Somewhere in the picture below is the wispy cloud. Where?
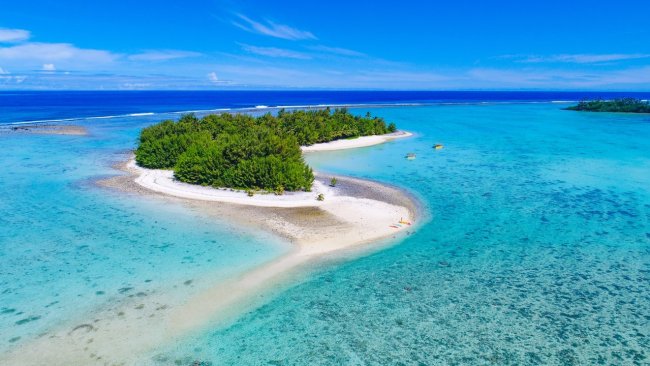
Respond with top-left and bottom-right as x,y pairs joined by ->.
232,14 -> 316,40
502,53 -> 650,64
0,42 -> 117,64
128,50 -> 202,61
309,45 -> 365,57
466,66 -> 650,88
0,28 -> 31,43
41,63 -> 56,71
0,66 -> 27,84
239,43 -> 311,59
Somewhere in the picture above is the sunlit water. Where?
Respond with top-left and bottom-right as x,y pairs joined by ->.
2,102 -> 649,365
0,117 -> 290,354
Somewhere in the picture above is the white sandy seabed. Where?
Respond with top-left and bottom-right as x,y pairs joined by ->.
0,131 -> 417,366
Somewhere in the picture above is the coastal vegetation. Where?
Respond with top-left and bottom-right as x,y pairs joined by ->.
135,108 -> 396,192
565,98 -> 650,113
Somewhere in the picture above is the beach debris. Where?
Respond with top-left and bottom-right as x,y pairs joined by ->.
433,144 -> 444,150
317,193 -> 325,201
399,217 -> 412,225
406,152 -> 416,160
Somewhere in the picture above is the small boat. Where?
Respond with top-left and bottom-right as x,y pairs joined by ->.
433,144 -> 444,150
405,153 -> 416,160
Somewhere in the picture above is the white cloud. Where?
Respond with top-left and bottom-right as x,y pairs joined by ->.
0,66 -> 7,74
504,53 -> 650,64
0,42 -> 117,64
309,45 -> 365,57
121,82 -> 152,89
240,44 -> 311,59
232,14 -> 316,40
0,28 -> 31,43
42,63 -> 56,71
207,72 -> 219,83
128,50 -> 202,61
466,66 -> 650,88
0,74 -> 27,83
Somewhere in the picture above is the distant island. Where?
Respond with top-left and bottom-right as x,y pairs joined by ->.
135,108 -> 397,192
565,98 -> 650,113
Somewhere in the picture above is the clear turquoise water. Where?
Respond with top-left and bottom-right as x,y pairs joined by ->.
149,104 -> 650,365
2,103 -> 649,365
0,116 -> 290,353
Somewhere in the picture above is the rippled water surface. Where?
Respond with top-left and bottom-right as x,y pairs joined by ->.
1,102 -> 649,365
151,104 -> 650,365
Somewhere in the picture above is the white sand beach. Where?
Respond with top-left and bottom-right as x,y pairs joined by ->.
301,130 -> 412,152
126,159 -> 414,252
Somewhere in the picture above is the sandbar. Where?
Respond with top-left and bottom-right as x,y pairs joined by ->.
1,135 -> 418,365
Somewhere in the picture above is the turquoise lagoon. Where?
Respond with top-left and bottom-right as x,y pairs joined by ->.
2,103 -> 649,365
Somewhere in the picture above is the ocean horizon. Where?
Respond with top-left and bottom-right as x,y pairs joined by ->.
2,90 -> 650,125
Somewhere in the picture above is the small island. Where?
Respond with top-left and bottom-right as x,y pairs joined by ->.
565,98 -> 650,113
135,108 -> 397,193
13,109 -> 416,364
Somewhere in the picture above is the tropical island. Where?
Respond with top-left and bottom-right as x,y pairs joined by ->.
135,108 -> 397,193
565,98 -> 650,113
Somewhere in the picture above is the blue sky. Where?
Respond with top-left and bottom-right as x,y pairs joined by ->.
1,0 -> 649,90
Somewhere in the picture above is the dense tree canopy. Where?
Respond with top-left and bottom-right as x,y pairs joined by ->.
135,108 -> 397,192
566,98 -> 650,113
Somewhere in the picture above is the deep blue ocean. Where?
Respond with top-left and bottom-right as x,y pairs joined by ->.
2,90 -> 650,124
1,91 -> 649,365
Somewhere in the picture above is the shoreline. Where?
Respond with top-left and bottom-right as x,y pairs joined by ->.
302,130 -> 412,152
1,139 -> 418,365
125,157 -> 416,252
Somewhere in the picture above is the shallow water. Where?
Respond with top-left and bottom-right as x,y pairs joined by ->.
148,104 -> 650,365
1,102 -> 649,365
0,117 -> 290,353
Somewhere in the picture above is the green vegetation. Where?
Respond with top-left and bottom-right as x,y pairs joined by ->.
330,177 -> 338,187
135,108 -> 396,192
565,98 -> 650,113
317,193 -> 325,201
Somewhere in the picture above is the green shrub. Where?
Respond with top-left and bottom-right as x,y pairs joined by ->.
566,98 -> 650,113
135,109 -> 395,191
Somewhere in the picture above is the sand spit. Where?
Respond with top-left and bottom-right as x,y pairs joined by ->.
1,145 -> 417,365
